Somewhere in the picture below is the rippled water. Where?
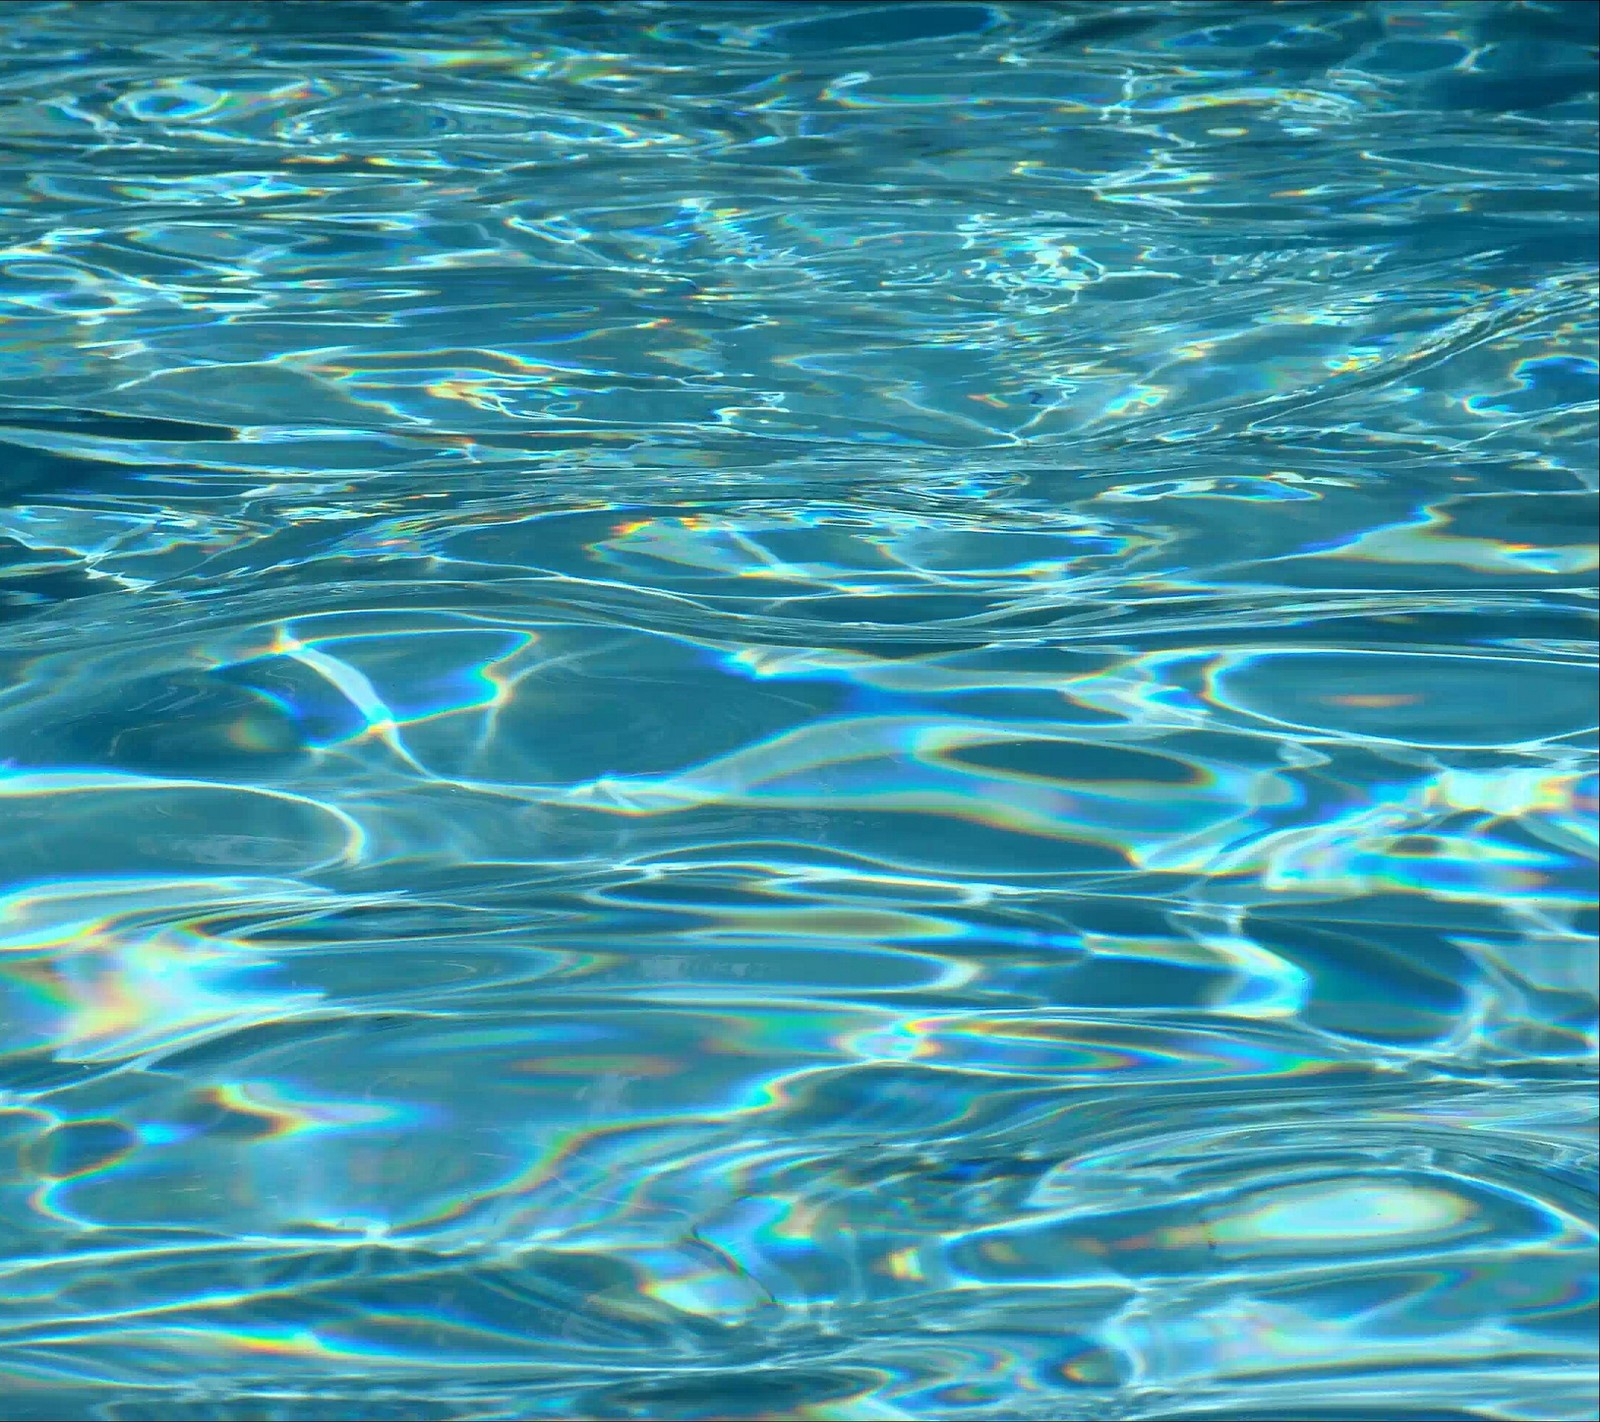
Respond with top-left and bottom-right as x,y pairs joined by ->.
0,2 -> 1596,1419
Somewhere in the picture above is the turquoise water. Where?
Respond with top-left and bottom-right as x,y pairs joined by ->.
0,2 -> 1596,1418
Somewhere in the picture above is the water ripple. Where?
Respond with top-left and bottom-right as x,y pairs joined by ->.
0,2 -> 1594,1419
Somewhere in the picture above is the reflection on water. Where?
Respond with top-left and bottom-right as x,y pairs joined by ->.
0,2 -> 1595,1419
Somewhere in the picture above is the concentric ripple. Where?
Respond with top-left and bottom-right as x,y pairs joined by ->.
0,2 -> 1595,1420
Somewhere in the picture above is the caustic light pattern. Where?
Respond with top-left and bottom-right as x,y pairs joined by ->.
0,2 -> 1595,1420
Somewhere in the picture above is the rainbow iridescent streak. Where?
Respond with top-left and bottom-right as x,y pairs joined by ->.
0,1 -> 1595,1419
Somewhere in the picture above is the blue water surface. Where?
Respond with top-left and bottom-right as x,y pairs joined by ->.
0,2 -> 1596,1419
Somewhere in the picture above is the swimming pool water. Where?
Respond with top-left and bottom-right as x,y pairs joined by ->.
0,2 -> 1595,1419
